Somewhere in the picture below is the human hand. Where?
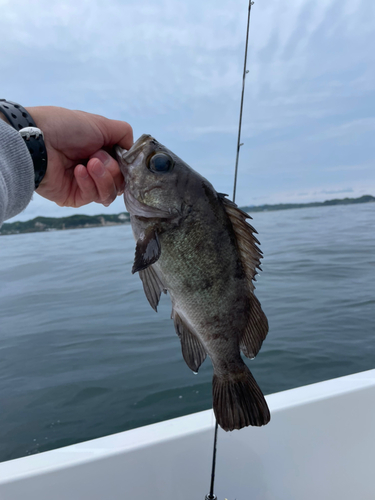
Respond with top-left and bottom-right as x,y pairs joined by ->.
26,106 -> 133,207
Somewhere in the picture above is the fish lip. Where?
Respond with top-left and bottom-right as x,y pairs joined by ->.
116,134 -> 153,164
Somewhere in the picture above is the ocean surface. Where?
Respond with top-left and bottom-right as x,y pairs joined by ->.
0,203 -> 374,463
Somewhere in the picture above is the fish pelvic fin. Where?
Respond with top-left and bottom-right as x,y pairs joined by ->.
132,227 -> 161,274
172,310 -> 207,373
139,266 -> 167,312
212,364 -> 270,431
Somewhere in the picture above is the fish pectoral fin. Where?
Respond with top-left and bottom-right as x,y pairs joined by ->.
132,228 -> 161,274
172,310 -> 207,373
240,295 -> 269,358
139,266 -> 166,312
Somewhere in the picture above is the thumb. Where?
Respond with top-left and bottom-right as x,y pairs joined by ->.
94,115 -> 134,150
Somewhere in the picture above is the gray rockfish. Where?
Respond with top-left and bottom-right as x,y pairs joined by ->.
116,135 -> 270,431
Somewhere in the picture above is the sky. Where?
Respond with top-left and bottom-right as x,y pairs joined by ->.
1,0 -> 374,222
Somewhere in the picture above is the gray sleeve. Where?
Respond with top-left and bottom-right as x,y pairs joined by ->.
0,120 -> 34,226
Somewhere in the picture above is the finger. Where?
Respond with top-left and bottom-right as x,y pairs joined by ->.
90,150 -> 125,194
87,156 -> 118,207
95,115 -> 134,150
74,164 -> 99,206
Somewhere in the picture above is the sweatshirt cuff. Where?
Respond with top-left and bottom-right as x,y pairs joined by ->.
0,120 -> 34,222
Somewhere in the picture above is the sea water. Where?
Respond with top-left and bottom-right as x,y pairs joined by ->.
0,203 -> 374,462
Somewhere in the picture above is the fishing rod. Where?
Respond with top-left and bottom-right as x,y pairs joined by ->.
205,1 -> 254,499
233,0 -> 254,204
205,420 -> 219,500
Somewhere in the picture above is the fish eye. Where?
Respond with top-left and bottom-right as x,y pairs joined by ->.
147,153 -> 174,173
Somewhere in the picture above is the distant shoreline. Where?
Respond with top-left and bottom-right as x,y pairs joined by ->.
1,195 -> 374,236
243,194 -> 375,213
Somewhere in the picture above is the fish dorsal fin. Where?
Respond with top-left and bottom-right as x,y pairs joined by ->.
139,265 -> 167,312
132,227 -> 161,274
219,194 -> 262,291
172,309 -> 207,373
219,194 -> 269,358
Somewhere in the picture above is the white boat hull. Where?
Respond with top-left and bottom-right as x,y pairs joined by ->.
1,369 -> 374,500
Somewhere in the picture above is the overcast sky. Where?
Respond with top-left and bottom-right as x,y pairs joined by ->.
1,0 -> 374,222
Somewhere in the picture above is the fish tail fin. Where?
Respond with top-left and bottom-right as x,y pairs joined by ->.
212,365 -> 270,431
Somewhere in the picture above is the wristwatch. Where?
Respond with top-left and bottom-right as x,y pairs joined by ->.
0,99 -> 48,189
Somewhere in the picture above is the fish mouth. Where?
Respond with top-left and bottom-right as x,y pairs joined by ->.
116,134 -> 154,165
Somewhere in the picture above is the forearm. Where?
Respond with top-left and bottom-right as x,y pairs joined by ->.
1,103 -> 132,215
0,111 -> 9,124
0,119 -> 34,226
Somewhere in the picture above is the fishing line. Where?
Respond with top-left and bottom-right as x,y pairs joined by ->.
205,2 -> 254,498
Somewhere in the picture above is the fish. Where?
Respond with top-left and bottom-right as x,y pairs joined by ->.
116,135 -> 270,431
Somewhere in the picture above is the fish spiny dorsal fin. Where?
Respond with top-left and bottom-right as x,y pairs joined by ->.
219,194 -> 262,292
219,193 -> 269,358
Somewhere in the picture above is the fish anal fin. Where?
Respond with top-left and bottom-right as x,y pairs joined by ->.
139,266 -> 166,312
173,310 -> 207,373
240,295 -> 269,358
132,228 -> 161,274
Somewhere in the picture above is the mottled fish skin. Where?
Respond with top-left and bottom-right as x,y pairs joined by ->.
116,135 -> 270,431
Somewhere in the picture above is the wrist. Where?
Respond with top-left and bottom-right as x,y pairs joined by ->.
0,100 -> 48,189
0,111 -> 10,125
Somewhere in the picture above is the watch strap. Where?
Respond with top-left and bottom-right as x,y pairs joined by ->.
0,99 -> 48,189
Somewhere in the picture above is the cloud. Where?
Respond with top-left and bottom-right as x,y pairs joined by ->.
319,188 -> 354,194
325,163 -> 374,172
1,0 -> 374,220
249,183 -> 374,205
7,193 -> 128,223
